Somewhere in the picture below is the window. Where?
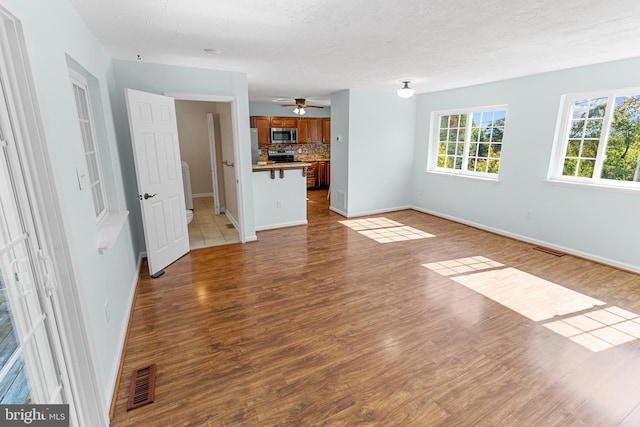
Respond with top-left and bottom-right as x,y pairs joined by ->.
69,71 -> 107,222
551,90 -> 640,187
430,106 -> 507,178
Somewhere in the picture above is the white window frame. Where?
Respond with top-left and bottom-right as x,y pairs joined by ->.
428,105 -> 508,180
68,70 -> 108,223
549,88 -> 640,190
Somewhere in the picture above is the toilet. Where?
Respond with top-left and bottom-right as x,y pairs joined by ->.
181,161 -> 194,224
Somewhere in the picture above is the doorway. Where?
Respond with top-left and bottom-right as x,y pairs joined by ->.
174,99 -> 240,249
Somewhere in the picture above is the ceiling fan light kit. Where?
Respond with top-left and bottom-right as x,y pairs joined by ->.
282,98 -> 323,115
397,81 -> 415,98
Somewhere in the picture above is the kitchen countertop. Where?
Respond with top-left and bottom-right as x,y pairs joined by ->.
252,162 -> 311,171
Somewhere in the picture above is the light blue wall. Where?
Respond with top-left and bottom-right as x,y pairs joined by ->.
250,102 -> 330,118
345,90 -> 416,216
329,90 -> 350,213
111,60 -> 255,248
2,0 -> 139,395
412,57 -> 640,272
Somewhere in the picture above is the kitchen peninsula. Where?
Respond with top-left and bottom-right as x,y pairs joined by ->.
252,161 -> 311,231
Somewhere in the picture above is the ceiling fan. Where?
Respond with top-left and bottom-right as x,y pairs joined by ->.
281,98 -> 323,115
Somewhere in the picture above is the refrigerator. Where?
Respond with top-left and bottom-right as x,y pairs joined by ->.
250,128 -> 259,164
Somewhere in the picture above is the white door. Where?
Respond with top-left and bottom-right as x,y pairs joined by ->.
125,89 -> 189,276
0,93 -> 70,412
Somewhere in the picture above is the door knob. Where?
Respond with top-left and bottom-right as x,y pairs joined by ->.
143,193 -> 157,200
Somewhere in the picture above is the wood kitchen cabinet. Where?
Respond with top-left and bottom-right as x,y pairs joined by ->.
306,162 -> 318,188
297,118 -> 308,144
270,117 -> 297,128
317,161 -> 330,188
250,116 -> 270,146
298,118 -> 323,144
322,118 -> 331,144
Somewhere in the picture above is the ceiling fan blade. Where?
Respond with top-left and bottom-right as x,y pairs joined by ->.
305,105 -> 324,109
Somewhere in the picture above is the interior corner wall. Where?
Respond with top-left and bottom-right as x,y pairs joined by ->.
345,90 -> 416,216
1,0 -> 140,402
412,57 -> 640,272
110,59 -> 255,249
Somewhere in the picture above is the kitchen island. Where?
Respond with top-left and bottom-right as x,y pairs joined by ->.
252,162 -> 311,231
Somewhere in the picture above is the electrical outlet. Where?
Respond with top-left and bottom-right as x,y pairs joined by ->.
276,200 -> 282,208
104,301 -> 110,323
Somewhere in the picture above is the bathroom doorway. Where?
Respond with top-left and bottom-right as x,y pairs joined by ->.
174,99 -> 240,249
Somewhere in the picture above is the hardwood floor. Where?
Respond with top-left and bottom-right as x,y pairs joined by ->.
110,189 -> 640,426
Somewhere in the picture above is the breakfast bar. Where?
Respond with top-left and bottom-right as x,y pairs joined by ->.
252,162 -> 311,231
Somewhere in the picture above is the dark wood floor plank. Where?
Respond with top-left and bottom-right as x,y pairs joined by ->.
110,189 -> 640,426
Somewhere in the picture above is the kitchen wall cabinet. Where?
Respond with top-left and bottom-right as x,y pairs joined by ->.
298,118 -> 324,144
250,116 -> 270,146
270,117 -> 297,128
297,118 -> 308,144
322,118 -> 331,144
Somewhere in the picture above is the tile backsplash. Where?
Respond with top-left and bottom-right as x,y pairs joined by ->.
259,142 -> 330,161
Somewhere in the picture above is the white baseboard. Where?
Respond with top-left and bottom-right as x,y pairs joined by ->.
329,206 -> 347,217
411,205 -> 640,274
105,252 -> 143,410
345,205 -> 412,218
255,220 -> 308,231
193,192 -> 214,198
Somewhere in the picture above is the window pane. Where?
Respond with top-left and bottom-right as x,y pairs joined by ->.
563,158 -> 577,176
439,130 -> 447,141
454,157 -> 462,169
445,157 -> 454,168
585,119 -> 602,138
488,159 -> 500,174
459,114 -> 467,128
588,97 -> 608,118
601,94 -> 640,182
455,143 -> 463,156
566,139 -> 581,157
469,143 -> 478,156
446,143 -> 456,155
490,144 -> 502,157
478,143 -> 489,157
572,99 -> 589,119
448,130 -> 457,142
582,140 -> 599,158
449,115 -> 459,128
468,158 -> 476,171
437,156 -> 445,167
458,128 -> 466,141
578,159 -> 595,178
438,142 -> 446,155
569,120 -> 585,138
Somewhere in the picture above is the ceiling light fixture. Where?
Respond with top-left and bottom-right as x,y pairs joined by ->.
294,107 -> 306,115
397,81 -> 415,98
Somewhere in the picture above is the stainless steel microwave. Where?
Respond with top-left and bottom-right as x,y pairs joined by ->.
271,128 -> 297,144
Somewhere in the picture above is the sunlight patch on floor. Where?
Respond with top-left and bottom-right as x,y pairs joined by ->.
423,258 -> 640,352
340,217 -> 435,243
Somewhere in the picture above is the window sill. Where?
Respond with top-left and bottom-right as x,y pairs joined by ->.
426,169 -> 501,183
97,210 -> 129,254
544,178 -> 640,195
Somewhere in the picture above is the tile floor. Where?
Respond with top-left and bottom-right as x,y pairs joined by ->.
188,196 -> 240,249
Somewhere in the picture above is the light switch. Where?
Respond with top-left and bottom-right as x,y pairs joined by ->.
76,166 -> 89,190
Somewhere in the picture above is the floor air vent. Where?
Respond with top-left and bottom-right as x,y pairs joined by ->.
533,246 -> 565,257
225,223 -> 235,229
127,364 -> 156,411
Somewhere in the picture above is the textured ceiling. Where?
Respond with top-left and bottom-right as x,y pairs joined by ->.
69,0 -> 640,103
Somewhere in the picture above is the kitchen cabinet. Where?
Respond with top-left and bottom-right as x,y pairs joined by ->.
297,118 -> 308,144
318,161 -> 330,188
270,117 -> 297,128
251,116 -> 270,146
322,118 -> 331,144
306,162 -> 318,188
298,118 -> 323,144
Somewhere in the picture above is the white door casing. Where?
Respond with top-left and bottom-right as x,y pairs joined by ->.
124,89 -> 189,276
207,113 -> 221,216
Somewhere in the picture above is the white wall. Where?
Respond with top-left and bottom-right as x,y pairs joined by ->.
1,0 -> 139,401
343,90 -> 416,216
412,57 -> 640,272
110,59 -> 256,246
250,102 -> 331,118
